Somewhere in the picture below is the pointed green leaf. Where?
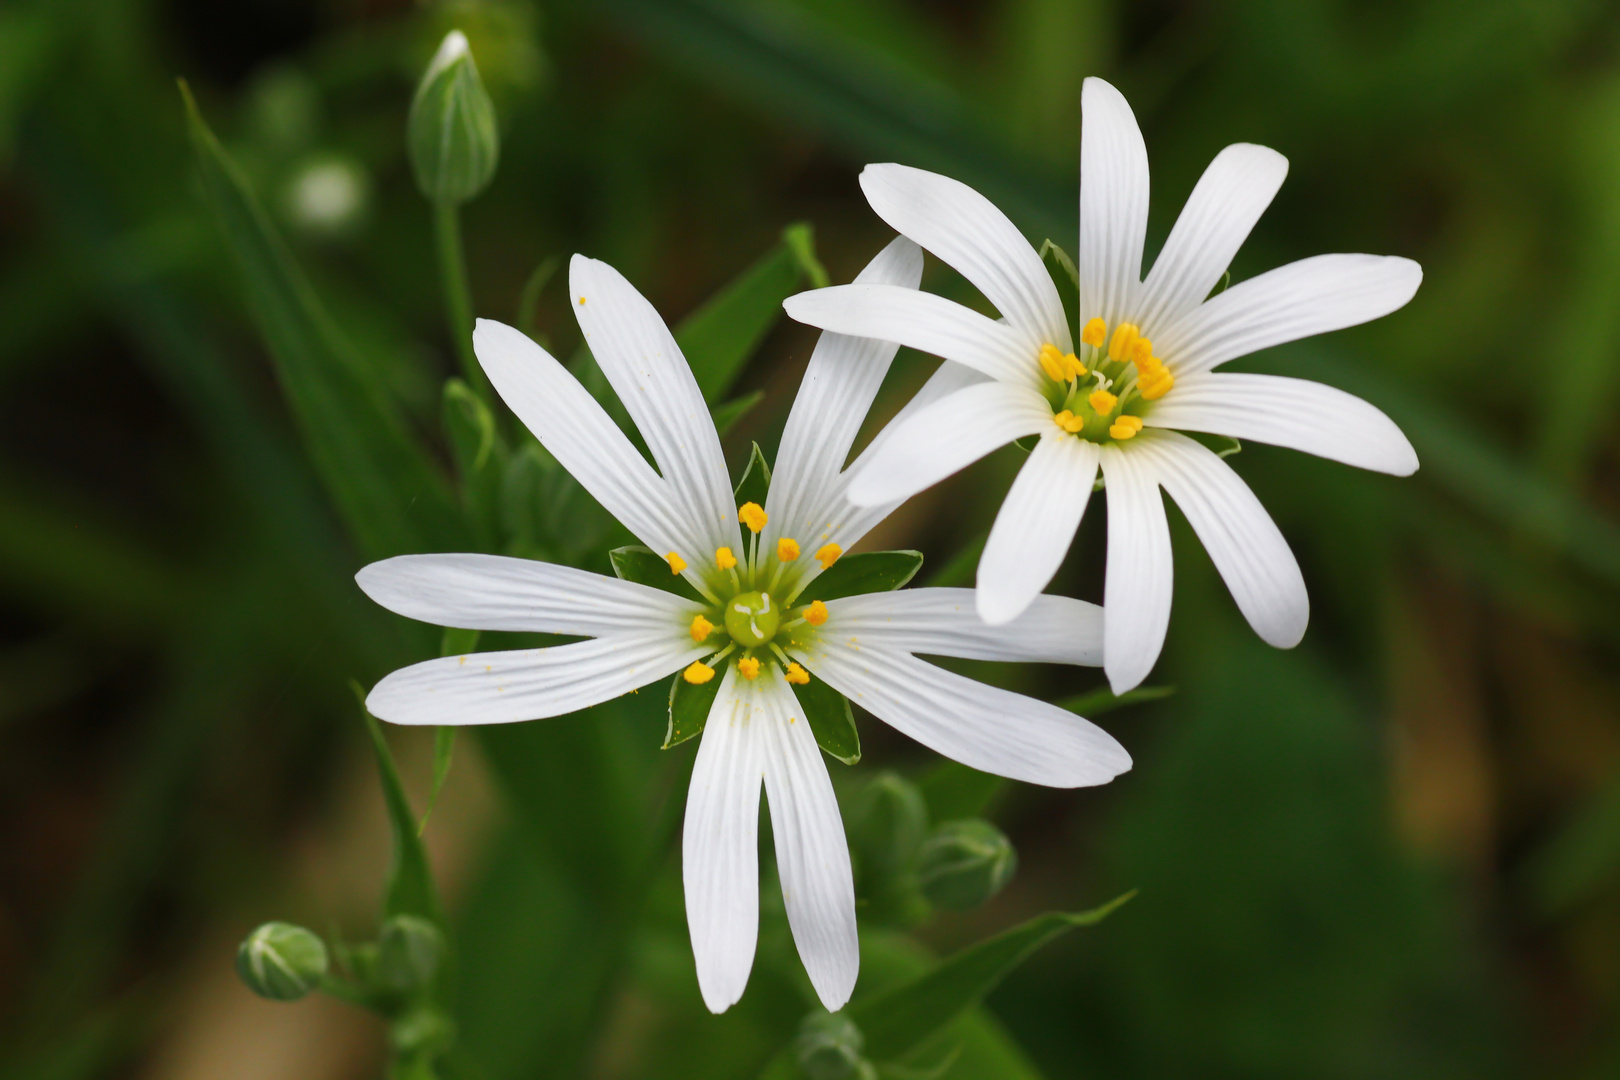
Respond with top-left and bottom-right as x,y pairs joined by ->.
793,676 -> 860,764
733,442 -> 772,508
352,682 -> 445,928
711,389 -> 764,436
675,223 -> 823,402
849,893 -> 1135,1061
442,378 -> 498,476
665,670 -> 720,749
1056,683 -> 1176,717
1038,238 -> 1079,343
609,545 -> 706,601
794,551 -> 924,605
182,84 -> 464,559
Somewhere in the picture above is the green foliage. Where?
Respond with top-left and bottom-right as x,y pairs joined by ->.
357,689 -> 447,930
665,669 -> 721,749
407,32 -> 500,206
795,673 -> 860,765
913,820 -> 1018,912
1037,238 -> 1079,344
609,545 -> 707,601
734,441 -> 773,507
793,552 -> 924,606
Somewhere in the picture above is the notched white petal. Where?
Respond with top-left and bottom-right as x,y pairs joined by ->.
826,587 -> 1103,667
976,435 -> 1100,626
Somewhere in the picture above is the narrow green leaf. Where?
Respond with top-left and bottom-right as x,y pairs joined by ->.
181,83 -> 464,559
442,378 -> 498,476
609,545 -> 706,601
351,682 -> 446,928
1186,431 -> 1241,459
793,676 -> 860,764
794,551 -> 924,605
781,221 -> 830,288
1038,239 -> 1079,344
711,388 -> 764,436
1208,269 -> 1232,299
664,671 -> 720,749
1056,684 -> 1176,717
516,255 -> 560,343
733,441 -> 772,508
675,223 -> 821,403
849,893 -> 1136,1061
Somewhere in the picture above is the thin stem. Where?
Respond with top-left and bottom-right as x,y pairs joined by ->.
433,200 -> 490,403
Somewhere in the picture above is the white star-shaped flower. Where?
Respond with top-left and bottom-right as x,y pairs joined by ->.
784,77 -> 1421,694
357,240 -> 1130,1014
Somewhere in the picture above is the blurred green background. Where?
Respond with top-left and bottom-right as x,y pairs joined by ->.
5,0 -> 1620,1076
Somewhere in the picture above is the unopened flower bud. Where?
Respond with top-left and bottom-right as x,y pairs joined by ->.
236,922 -> 328,1001
375,914 -> 446,992
850,772 -> 928,881
407,31 -> 499,204
796,1012 -> 866,1080
915,820 -> 1018,911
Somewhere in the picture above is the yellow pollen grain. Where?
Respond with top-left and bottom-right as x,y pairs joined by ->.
1053,409 -> 1085,434
715,546 -> 737,570
804,600 -> 829,626
578,296 -> 586,305
1089,389 -> 1118,415
683,660 -> 715,685
785,662 -> 810,685
1037,343 -> 1068,382
1081,317 -> 1107,347
737,657 -> 761,680
1109,323 -> 1140,361
777,537 -> 800,562
665,551 -> 687,574
815,543 -> 842,569
689,615 -> 714,642
738,502 -> 767,533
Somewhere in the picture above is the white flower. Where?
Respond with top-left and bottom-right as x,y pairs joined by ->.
784,77 -> 1421,694
357,242 -> 1130,1014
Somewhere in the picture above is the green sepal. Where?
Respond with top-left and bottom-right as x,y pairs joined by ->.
1187,431 -> 1242,459
712,389 -> 764,436
792,676 -> 860,764
1208,269 -> 1232,299
665,670 -> 720,749
795,551 -> 924,606
608,545 -> 706,601
733,442 -> 772,507
1038,238 -> 1080,344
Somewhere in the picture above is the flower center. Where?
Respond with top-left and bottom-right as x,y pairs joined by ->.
1036,318 -> 1174,445
724,590 -> 780,647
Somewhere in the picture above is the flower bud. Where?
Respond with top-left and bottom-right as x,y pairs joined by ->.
795,1012 -> 867,1080
407,30 -> 499,204
849,772 -> 928,881
914,820 -> 1018,911
375,914 -> 445,992
236,922 -> 328,1001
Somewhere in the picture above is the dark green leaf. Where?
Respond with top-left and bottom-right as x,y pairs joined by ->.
1055,684 -> 1176,717
352,682 -> 446,929
1039,239 -> 1079,344
675,222 -> 823,403
711,389 -> 764,436
609,545 -> 707,601
733,441 -> 772,508
849,893 -> 1135,1061
794,551 -> 924,605
664,671 -> 720,749
793,675 -> 860,764
182,84 -> 464,559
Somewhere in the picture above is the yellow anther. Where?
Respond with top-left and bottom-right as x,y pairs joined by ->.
738,656 -> 761,680
665,551 -> 687,574
1053,409 -> 1085,434
804,599 -> 829,626
739,502 -> 767,533
1109,415 -> 1144,440
777,537 -> 800,562
1128,336 -> 1154,365
814,543 -> 842,569
1081,317 -> 1107,347
1139,369 -> 1174,401
1037,343 -> 1068,382
1108,322 -> 1140,361
1062,352 -> 1088,380
715,546 -> 737,570
1088,389 -> 1118,416
683,661 -> 715,685
689,615 -> 714,642
784,662 -> 810,685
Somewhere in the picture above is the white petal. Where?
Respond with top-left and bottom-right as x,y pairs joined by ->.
1136,431 -> 1308,649
1079,78 -> 1150,329
474,319 -> 702,560
976,434 -> 1100,625
683,665 -> 764,1013
849,360 -> 988,473
1144,372 -> 1418,475
794,642 -> 1129,788
1136,143 -> 1289,331
1098,443 -> 1173,694
843,381 -> 1049,508
784,283 -> 1039,386
1156,254 -> 1423,377
356,554 -> 698,636
762,679 -> 858,1010
570,256 -> 741,558
366,632 -> 701,726
825,587 -> 1103,666
860,163 -> 1068,347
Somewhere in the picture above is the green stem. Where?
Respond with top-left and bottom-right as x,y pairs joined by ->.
433,200 -> 489,403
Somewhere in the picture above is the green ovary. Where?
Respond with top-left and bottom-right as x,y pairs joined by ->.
724,590 -> 780,647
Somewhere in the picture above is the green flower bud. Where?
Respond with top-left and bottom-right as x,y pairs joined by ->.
390,1006 -> 457,1058
375,914 -> 445,992
236,922 -> 328,1001
795,1012 -> 866,1080
850,771 -> 928,880
407,30 -> 499,204
914,819 -> 1018,911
